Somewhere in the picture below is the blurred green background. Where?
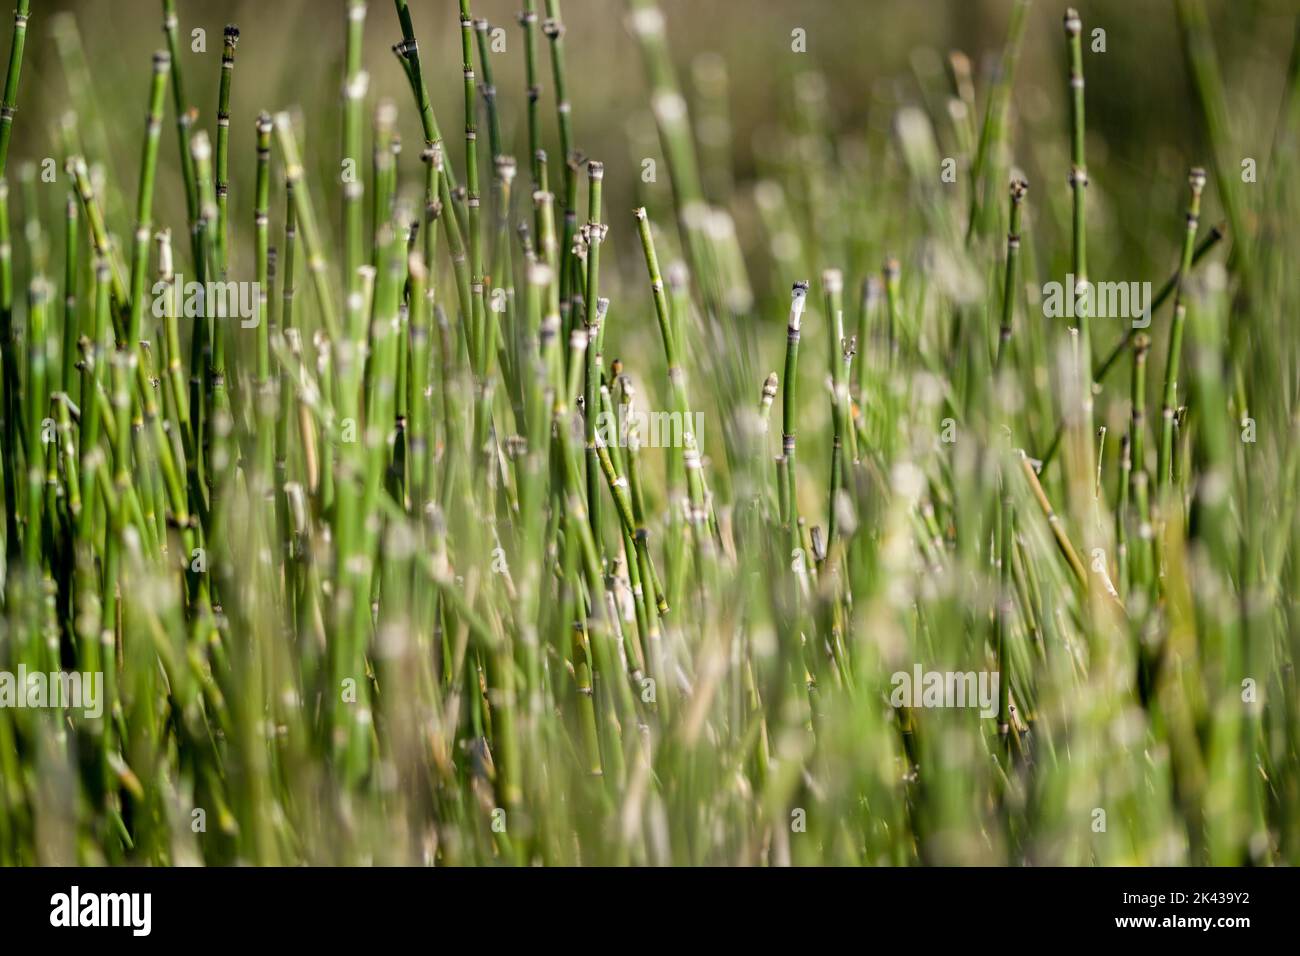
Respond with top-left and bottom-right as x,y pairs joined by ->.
12,1 -> 1297,276
10,0 -> 1296,484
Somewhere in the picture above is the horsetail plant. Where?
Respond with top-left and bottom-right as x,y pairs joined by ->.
0,0 -> 1292,873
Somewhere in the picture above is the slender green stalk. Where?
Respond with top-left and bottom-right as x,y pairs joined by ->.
474,18 -> 503,163
407,252 -> 432,510
1131,335 -> 1150,486
344,1 -> 368,298
883,257 -> 901,366
997,483 -> 1013,742
584,163 -> 605,562
23,277 -> 49,573
823,269 -> 846,554
78,259 -> 110,541
1115,432 -> 1131,593
0,0 -> 31,180
1157,168 -> 1207,493
392,0 -> 459,203
61,194 -> 80,397
127,51 -> 171,350
215,26 -> 240,280
1130,334 -> 1154,587
154,230 -> 199,536
967,0 -> 1030,240
542,1 -> 574,202
161,0 -> 199,243
1064,9 -> 1093,478
634,206 -> 707,600
275,114 -> 340,342
69,157 -> 128,312
782,281 -> 809,549
520,1 -> 542,188
1020,451 -> 1087,586
995,179 -> 1027,372
0,178 -> 20,558
253,114 -> 275,490
460,3 -> 486,382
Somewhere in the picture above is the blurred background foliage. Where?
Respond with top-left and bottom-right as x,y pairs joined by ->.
13,0 -> 1298,309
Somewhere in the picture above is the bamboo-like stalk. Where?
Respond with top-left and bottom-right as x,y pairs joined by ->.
584,163 -> 605,565
78,260 -> 110,541
161,0 -> 199,244
280,178 -> 299,484
823,269 -> 845,554
0,178 -> 20,558
253,114 -> 275,490
407,251 -> 432,510
1020,450 -> 1087,586
542,0 -> 575,202
782,281 -> 809,549
61,194 -> 80,397
995,179 -> 1027,372
1064,9 -> 1094,482
68,157 -> 128,312
490,155 -> 517,415
520,1 -> 543,188
1131,334 -> 1150,488
1157,168 -> 1207,493
1115,431 -> 1131,594
392,0 -> 459,205
996,481 -> 1013,742
634,206 -> 706,603
370,98 -> 397,276
855,276 -> 880,405
275,114 -> 341,342
460,2 -> 486,378
430,142 -> 474,360
191,130 -> 230,552
615,372 -> 652,674
154,231 -> 198,533
883,257 -> 901,366
127,51 -> 171,350
474,18 -> 503,163
0,0 -> 31,180
343,1 -> 368,299
22,277 -> 48,574
215,26 -> 240,280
